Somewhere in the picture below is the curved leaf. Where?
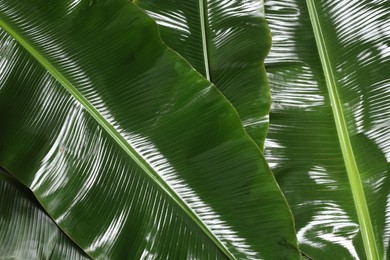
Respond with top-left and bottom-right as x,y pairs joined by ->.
135,0 -> 271,149
264,0 -> 390,259
0,169 -> 90,259
0,0 -> 299,259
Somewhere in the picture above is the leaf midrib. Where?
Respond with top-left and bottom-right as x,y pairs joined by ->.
305,1 -> 379,259
0,20 -> 234,259
199,0 -> 211,80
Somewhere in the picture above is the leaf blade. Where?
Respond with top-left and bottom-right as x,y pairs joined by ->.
0,168 -> 90,260
265,0 -> 390,258
0,0 -> 299,258
135,0 -> 271,149
1,19 -> 234,257
306,1 -> 378,257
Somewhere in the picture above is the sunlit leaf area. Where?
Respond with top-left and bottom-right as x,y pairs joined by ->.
1,0 -> 389,259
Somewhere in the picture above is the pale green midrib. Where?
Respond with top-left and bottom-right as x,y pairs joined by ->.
199,0 -> 211,81
0,20 -> 234,260
305,1 -> 379,259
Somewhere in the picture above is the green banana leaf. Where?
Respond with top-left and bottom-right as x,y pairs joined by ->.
264,0 -> 390,259
0,168 -> 90,259
0,0 -> 300,258
134,0 -> 271,150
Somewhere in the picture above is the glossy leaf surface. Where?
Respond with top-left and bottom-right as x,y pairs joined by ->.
0,0 -> 299,258
264,0 -> 390,259
0,169 -> 90,259
135,0 -> 271,149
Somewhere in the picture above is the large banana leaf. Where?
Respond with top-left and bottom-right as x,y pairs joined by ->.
264,0 -> 390,259
0,0 -> 300,258
135,0 -> 271,150
0,168 -> 90,259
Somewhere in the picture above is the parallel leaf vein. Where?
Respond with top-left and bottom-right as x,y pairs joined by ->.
305,1 -> 379,259
0,19 -> 234,259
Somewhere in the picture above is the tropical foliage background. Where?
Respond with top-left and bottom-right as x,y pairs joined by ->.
0,0 -> 389,259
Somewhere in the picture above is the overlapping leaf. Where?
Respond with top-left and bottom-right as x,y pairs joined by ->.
0,0 -> 299,258
135,0 -> 271,149
264,0 -> 390,259
0,169 -> 90,259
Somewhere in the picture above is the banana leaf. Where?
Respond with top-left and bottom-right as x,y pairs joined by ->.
0,0 -> 299,258
264,0 -> 390,259
0,168 -> 90,259
134,0 -> 271,150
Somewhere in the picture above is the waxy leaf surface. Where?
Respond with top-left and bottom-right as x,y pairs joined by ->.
265,0 -> 390,259
0,169 -> 90,259
136,0 -> 271,149
0,0 -> 299,258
